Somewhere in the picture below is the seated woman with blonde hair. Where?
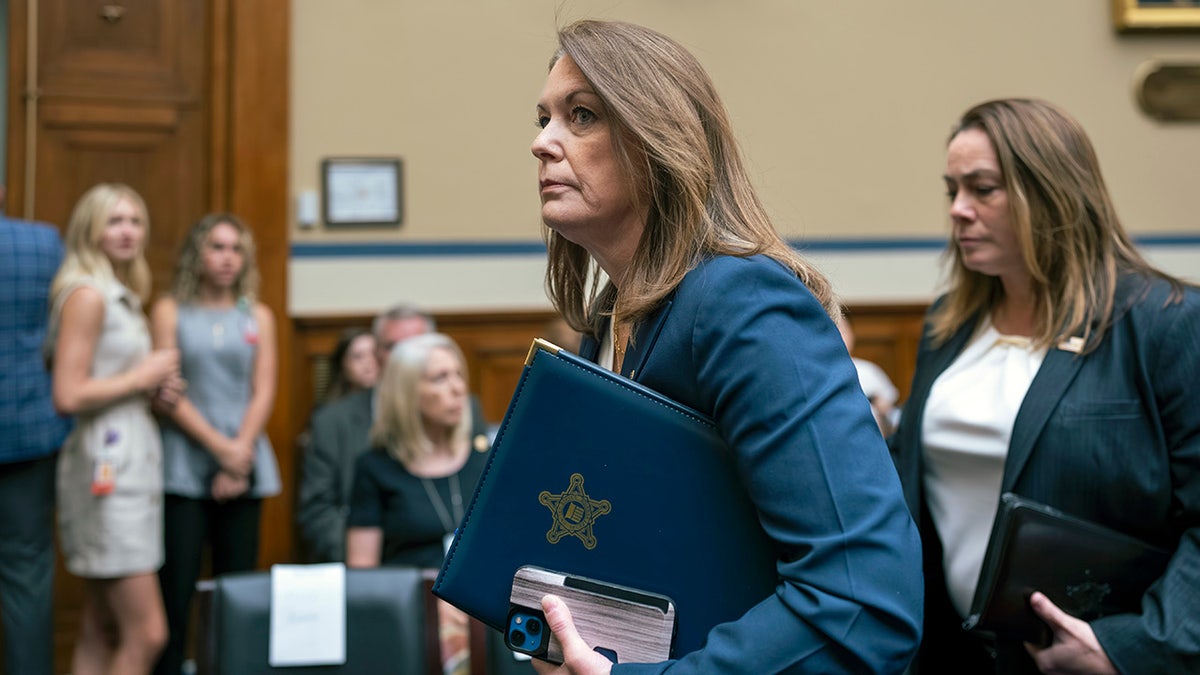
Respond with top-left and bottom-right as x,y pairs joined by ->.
345,332 -> 494,674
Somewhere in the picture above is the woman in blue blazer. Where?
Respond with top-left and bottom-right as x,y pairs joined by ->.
527,19 -> 923,675
892,98 -> 1200,674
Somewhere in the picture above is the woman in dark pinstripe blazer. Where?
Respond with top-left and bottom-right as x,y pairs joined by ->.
892,98 -> 1200,674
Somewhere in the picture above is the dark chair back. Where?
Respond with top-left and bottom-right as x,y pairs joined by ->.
195,566 -> 429,675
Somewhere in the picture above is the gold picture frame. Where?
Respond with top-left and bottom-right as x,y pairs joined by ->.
1113,0 -> 1200,32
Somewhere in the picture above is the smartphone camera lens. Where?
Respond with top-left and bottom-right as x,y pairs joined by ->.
509,629 -> 526,647
526,618 -> 542,634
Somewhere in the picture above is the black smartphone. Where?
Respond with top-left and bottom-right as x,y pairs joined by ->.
504,565 -> 676,665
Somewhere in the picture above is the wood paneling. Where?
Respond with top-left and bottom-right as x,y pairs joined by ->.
841,303 -> 927,404
7,0 -> 208,302
291,303 -> 929,452
222,0 -> 292,572
293,312 -> 564,432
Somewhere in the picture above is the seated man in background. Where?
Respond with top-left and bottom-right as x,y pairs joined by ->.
297,303 -> 436,562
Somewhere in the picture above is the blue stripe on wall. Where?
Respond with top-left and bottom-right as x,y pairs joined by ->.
290,234 -> 1200,258
290,241 -> 550,257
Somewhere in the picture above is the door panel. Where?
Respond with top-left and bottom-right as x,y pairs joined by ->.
39,0 -> 202,101
29,0 -> 207,300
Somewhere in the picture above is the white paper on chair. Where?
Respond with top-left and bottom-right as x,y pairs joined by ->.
268,563 -> 347,666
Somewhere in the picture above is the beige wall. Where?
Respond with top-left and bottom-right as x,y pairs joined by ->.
292,0 -> 1199,241
289,1 -> 1199,313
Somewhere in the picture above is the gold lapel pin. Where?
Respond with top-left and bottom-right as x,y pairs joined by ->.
1057,336 -> 1084,353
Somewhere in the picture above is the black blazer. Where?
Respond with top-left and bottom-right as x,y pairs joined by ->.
892,273 -> 1200,674
298,387 -> 374,562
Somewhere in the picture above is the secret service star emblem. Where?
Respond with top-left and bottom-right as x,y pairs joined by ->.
539,473 -> 611,550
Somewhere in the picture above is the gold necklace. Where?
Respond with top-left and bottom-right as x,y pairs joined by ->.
612,318 -> 626,358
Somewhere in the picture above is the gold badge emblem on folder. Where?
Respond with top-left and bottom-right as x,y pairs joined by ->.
540,473 -> 611,550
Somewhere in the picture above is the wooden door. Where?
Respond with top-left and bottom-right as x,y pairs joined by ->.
4,1 -> 290,671
7,0 -> 208,298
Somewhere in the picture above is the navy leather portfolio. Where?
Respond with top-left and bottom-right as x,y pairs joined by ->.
433,339 -> 777,658
964,492 -> 1172,646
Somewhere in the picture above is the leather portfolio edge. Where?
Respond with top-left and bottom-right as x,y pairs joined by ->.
429,342 -> 552,626
964,492 -> 1172,644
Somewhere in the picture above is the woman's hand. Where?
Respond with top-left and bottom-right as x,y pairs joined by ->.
211,469 -> 249,502
151,374 -> 187,413
135,348 -> 179,395
1024,592 -> 1118,674
214,436 -> 256,477
531,595 -> 614,675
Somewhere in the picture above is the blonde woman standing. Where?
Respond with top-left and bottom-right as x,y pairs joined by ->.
49,183 -> 180,675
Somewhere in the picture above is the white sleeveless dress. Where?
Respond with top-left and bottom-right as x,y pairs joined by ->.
54,278 -> 163,578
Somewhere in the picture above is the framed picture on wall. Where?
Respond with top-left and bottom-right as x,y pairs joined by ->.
1113,0 -> 1200,31
321,157 -> 403,228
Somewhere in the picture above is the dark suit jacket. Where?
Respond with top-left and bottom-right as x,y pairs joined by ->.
297,388 -> 373,562
0,218 -> 71,463
579,255 -> 922,675
297,388 -> 488,563
892,273 -> 1200,674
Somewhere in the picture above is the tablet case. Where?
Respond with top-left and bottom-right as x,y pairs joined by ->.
433,339 -> 777,658
964,492 -> 1172,646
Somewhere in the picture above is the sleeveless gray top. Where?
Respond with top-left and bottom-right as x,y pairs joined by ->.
160,302 -> 280,498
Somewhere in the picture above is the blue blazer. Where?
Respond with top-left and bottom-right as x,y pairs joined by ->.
0,218 -> 71,464
892,273 -> 1200,674
579,255 -> 922,674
